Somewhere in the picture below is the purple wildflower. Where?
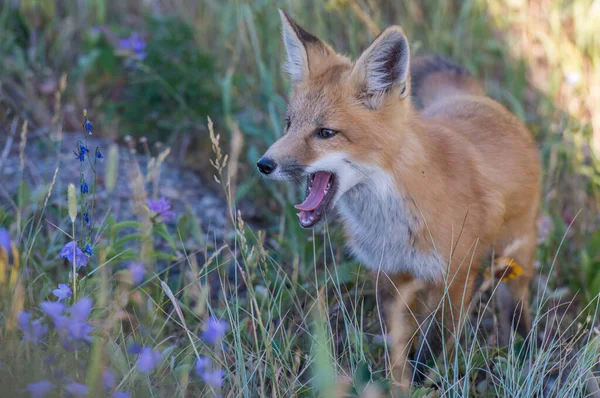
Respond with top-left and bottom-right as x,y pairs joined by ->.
119,32 -> 147,60
201,369 -> 224,388
128,343 -> 141,354
77,144 -> 89,162
25,380 -> 53,398
81,181 -> 89,194
40,301 -> 69,336
54,313 -> 70,335
26,321 -> 48,344
17,312 -> 48,344
137,347 -> 162,374
49,297 -> 94,348
195,356 -> 211,376
84,120 -> 93,135
147,197 -> 176,222
69,297 -> 93,321
101,369 -> 115,391
83,212 -> 90,224
67,321 -> 93,344
113,392 -> 130,398
202,318 -> 228,345
96,149 -> 103,159
53,284 -> 72,302
83,243 -> 93,257
64,382 -> 88,396
41,301 -> 65,321
128,262 -> 146,285
0,228 -> 11,253
18,311 -> 31,327
60,242 -> 88,268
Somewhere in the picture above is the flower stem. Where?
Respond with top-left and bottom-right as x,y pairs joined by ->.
90,148 -> 97,242
72,222 -> 77,303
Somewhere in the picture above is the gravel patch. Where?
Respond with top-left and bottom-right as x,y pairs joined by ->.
0,131 -> 229,240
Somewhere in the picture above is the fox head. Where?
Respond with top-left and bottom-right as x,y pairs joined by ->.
258,10 -> 413,228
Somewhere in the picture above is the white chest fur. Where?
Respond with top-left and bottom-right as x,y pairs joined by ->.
336,175 -> 445,281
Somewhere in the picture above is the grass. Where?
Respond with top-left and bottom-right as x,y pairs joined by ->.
0,0 -> 599,397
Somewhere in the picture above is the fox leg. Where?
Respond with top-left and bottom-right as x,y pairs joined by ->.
411,300 -> 444,384
412,272 -> 476,384
382,274 -> 423,394
495,232 -> 537,343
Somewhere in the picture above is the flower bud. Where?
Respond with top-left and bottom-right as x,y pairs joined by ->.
67,184 -> 77,222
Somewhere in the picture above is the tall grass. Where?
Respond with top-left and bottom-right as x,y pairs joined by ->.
0,0 -> 599,397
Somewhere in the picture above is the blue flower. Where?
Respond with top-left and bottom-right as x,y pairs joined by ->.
67,298 -> 94,344
147,197 -> 176,222
53,283 -> 72,302
64,382 -> 88,396
101,369 -> 115,391
128,343 -> 141,354
0,228 -> 11,253
83,212 -> 89,224
77,144 -> 89,162
41,301 -> 65,322
69,297 -> 93,322
195,356 -> 211,376
96,149 -> 103,159
201,318 -> 228,345
128,262 -> 146,285
17,312 -> 48,344
52,315 -> 70,340
84,120 -> 93,135
119,32 -> 147,60
25,380 -> 53,398
47,297 -> 94,350
67,321 -> 93,344
137,347 -> 162,374
60,242 -> 88,268
113,392 -> 130,398
194,354 -> 224,388
201,369 -> 224,388
83,244 -> 93,257
80,181 -> 89,194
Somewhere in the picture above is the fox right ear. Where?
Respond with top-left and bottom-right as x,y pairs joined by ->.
279,10 -> 326,83
352,26 -> 411,109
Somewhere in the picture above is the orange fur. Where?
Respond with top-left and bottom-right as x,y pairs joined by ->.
261,11 -> 541,390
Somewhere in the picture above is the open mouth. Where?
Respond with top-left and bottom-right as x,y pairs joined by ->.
294,171 -> 337,228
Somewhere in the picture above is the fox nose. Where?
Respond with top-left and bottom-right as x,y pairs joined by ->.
256,157 -> 277,175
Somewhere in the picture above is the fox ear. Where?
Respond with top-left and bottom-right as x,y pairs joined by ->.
279,9 -> 327,83
352,26 -> 411,109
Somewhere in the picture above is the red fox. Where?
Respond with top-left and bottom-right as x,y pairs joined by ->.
257,10 -> 540,389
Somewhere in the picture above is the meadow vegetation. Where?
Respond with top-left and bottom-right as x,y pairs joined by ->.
0,0 -> 599,396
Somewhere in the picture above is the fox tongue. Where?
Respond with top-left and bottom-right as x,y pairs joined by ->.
294,171 -> 332,211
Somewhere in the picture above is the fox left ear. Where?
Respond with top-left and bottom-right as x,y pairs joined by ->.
279,10 -> 331,84
352,26 -> 411,109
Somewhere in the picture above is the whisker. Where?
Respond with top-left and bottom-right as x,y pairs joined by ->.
346,160 -> 368,177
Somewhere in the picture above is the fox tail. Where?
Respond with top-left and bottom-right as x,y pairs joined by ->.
410,54 -> 485,109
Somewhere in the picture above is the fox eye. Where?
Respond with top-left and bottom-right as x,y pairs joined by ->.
317,128 -> 339,139
285,118 -> 291,130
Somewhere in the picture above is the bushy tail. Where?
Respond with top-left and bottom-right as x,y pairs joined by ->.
410,54 -> 485,110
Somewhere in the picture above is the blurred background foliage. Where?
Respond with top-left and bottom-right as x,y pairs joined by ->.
0,0 -> 600,394
1,0 -> 598,297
